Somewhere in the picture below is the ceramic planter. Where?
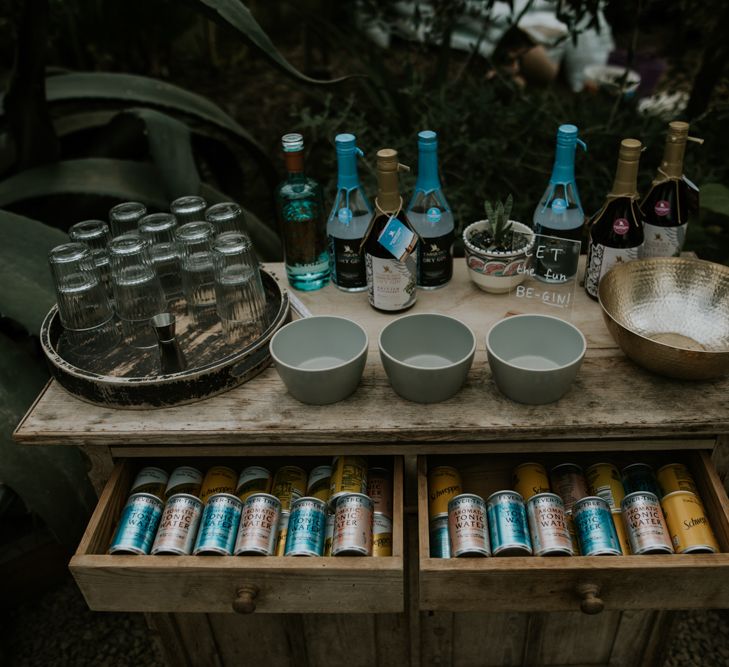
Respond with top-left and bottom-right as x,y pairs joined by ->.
463,220 -> 535,294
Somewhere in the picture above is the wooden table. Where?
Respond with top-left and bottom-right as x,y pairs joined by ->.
15,261 -> 729,667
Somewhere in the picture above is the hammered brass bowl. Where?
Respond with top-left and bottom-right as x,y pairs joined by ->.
598,257 -> 729,380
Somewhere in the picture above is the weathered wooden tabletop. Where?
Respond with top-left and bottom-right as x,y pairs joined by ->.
14,261 -> 729,451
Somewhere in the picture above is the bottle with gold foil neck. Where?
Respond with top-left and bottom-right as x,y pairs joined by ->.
640,121 -> 702,258
363,148 -> 417,312
584,138 -> 645,299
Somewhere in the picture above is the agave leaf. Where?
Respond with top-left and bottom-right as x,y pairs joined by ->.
503,194 -> 513,222
496,200 -> 504,223
484,200 -> 494,222
0,209 -> 67,335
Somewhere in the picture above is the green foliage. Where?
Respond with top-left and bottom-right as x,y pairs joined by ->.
484,194 -> 514,250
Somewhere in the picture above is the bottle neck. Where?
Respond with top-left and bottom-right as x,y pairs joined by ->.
609,157 -> 640,199
550,142 -> 576,184
659,138 -> 686,180
376,169 -> 402,213
414,149 -> 440,193
284,151 -> 305,179
337,151 -> 360,191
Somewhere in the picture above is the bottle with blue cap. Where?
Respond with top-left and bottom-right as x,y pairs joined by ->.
327,134 -> 372,292
406,130 -> 454,289
532,124 -> 586,282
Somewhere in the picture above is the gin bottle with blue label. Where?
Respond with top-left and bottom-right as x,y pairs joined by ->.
327,134 -> 372,292
406,130 -> 454,289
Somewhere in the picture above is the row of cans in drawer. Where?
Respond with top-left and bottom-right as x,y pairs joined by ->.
129,456 -> 392,517
110,489 -> 393,557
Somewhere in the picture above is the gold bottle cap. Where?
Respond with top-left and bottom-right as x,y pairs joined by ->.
609,138 -> 642,199
375,148 -> 409,212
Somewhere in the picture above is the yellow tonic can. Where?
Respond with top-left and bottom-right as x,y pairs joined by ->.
428,466 -> 462,519
200,466 -> 237,504
586,463 -> 625,510
513,463 -> 550,501
271,466 -> 307,511
373,513 -> 393,557
661,491 -> 719,554
611,510 -> 631,555
329,456 -> 368,506
657,463 -> 698,498
275,510 -> 290,556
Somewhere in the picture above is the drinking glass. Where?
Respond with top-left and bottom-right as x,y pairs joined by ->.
212,231 -> 268,345
171,195 -> 207,225
205,202 -> 246,235
138,213 -> 182,303
176,221 -> 216,320
109,201 -> 147,238
48,242 -> 119,355
68,219 -> 113,302
109,233 -> 166,349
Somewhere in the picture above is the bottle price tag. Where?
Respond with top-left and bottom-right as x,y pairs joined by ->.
377,215 -> 417,261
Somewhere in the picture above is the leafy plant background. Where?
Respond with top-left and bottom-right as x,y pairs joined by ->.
0,0 -> 728,548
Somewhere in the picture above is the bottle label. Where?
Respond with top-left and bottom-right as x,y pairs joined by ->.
613,218 -> 630,235
338,207 -> 353,224
365,254 -> 417,311
417,232 -> 453,288
642,222 -> 687,258
426,207 -> 442,224
654,200 -> 671,217
329,236 -> 366,289
585,242 -> 642,297
377,216 -> 417,261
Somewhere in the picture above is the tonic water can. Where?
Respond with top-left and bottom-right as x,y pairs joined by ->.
611,510 -> 631,555
193,493 -> 242,555
429,515 -> 451,558
448,494 -> 490,557
657,463 -> 698,498
513,463 -> 550,501
367,467 -> 393,518
330,456 -> 368,507
151,493 -> 203,555
109,493 -> 164,554
285,496 -> 328,556
323,511 -> 335,556
572,496 -> 621,556
272,466 -> 307,511
586,463 -> 625,510
550,463 -> 588,512
486,491 -> 532,556
306,465 -> 332,502
621,463 -> 660,497
130,466 -> 168,500
373,513 -> 393,557
621,491 -> 673,554
526,493 -> 573,556
332,492 -> 373,556
661,490 -> 719,554
428,466 -> 462,519
236,466 -> 272,502
234,493 -> 281,556
200,466 -> 237,504
275,511 -> 290,556
165,466 -> 203,500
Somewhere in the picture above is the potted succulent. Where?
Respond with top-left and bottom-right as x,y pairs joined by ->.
463,195 -> 534,294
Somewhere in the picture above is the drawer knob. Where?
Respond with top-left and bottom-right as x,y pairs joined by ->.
233,585 -> 259,614
577,584 -> 604,615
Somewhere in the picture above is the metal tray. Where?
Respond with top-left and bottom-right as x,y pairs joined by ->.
40,269 -> 290,409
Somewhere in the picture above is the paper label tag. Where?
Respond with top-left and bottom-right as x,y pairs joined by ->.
377,215 -> 417,261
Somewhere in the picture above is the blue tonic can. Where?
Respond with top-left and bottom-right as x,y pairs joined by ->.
193,493 -> 242,555
572,496 -> 622,556
429,514 -> 451,558
621,463 -> 661,498
109,493 -> 164,554
285,496 -> 328,556
486,491 -> 532,556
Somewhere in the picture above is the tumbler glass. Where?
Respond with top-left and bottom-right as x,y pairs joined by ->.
138,213 -> 182,303
171,195 -> 207,225
176,221 -> 216,320
109,233 -> 166,349
68,219 -> 113,302
212,232 -> 268,345
205,202 -> 246,235
109,201 -> 147,238
48,242 -> 119,355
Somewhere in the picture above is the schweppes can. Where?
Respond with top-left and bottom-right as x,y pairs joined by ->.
271,466 -> 307,511
372,513 -> 393,557
586,463 -> 625,510
275,510 -> 290,556
130,466 -> 168,500
428,466 -> 462,519
657,463 -> 698,498
367,467 -> 393,518
611,510 -> 631,555
661,490 -> 719,554
329,456 -> 368,507
200,466 -> 237,504
512,463 -> 550,501
236,466 -> 272,502
307,465 -> 332,502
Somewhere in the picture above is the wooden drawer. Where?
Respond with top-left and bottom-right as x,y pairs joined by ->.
70,456 -> 404,614
418,450 -> 729,614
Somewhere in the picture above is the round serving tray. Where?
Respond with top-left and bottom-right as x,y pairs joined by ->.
40,269 -> 290,409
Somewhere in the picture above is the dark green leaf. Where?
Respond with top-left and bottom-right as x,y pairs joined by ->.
701,183 -> 729,218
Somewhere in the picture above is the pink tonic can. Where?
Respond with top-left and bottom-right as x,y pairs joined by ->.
332,493 -> 373,556
234,493 -> 282,556
151,493 -> 203,555
448,494 -> 491,557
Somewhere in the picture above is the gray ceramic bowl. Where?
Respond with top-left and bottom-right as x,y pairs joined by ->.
379,313 -> 476,403
270,316 -> 368,405
486,314 -> 586,405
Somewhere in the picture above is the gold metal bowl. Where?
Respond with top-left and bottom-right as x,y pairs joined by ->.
598,257 -> 729,380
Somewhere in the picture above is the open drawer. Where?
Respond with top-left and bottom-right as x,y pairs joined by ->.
418,450 -> 729,614
71,456 -> 404,614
